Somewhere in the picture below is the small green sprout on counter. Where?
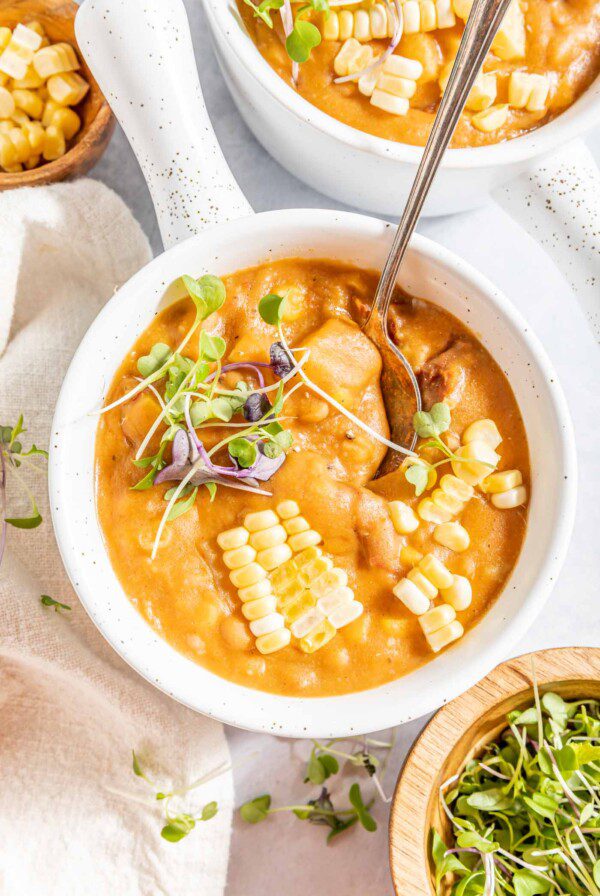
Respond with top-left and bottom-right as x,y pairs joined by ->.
131,751 -> 222,843
243,0 -> 330,65
40,595 -> 71,614
0,416 -> 47,568
432,678 -> 600,895
240,735 -> 395,844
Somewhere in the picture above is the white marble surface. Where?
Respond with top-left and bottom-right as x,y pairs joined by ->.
91,2 -> 600,892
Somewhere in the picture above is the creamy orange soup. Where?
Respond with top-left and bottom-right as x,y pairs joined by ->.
96,259 -> 529,697
238,0 -> 600,147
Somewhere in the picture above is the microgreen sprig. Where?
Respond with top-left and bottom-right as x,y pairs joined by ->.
0,416 -> 47,567
40,594 -> 71,613
245,0 -> 329,64
432,678 -> 600,895
130,750 -> 225,843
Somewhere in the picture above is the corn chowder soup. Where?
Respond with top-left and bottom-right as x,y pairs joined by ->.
96,259 -> 529,697
238,0 -> 600,147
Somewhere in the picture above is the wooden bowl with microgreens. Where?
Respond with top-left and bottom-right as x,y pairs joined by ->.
389,646 -> 600,896
0,0 -> 114,189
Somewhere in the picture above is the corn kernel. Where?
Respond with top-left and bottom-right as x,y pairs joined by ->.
250,612 -> 285,637
47,72 -> 89,106
0,132 -> 20,167
323,10 -> 340,39
271,558 -> 298,589
2,161 -> 22,172
0,121 -> 13,134
439,474 -> 474,503
441,575 -> 472,611
12,64 -> 44,89
256,628 -> 291,654
276,500 -> 300,520
436,0 -> 456,28
50,106 -> 81,140
407,568 -> 438,600
481,469 -> 522,494
0,28 -> 11,52
371,89 -> 409,116
376,73 -> 417,99
217,526 -> 249,550
354,8 -> 370,40
426,620 -> 464,652
462,419 -> 502,449
299,556 -> 333,584
400,546 -> 423,567
317,586 -> 354,616
12,88 -> 43,119
419,603 -> 456,635
491,0 -> 526,60
283,516 -> 310,535
491,485 -> 527,509
299,618 -> 337,653
288,530 -> 322,552
402,1 -> 421,32
420,0 -> 437,30
452,0 -> 473,17
25,21 -> 46,40
388,500 -> 419,534
294,546 -> 323,568
42,99 -> 61,127
334,38 -> 373,77
42,123 -> 66,161
471,104 -> 509,134
242,595 -> 278,621
393,578 -> 430,615
33,42 -> 79,79
223,544 -> 257,570
292,607 -> 325,639
311,567 -> 348,598
432,489 -> 464,517
282,591 -> 317,625
329,601 -> 363,629
24,153 -> 39,169
244,509 -> 279,532
418,554 -> 454,590
238,579 -> 272,603
0,25 -> 42,80
509,72 -> 549,112
256,543 -> 293,571
229,562 -> 267,589
248,524 -> 285,551
0,85 -> 14,118
339,10 -> 354,40
418,498 -> 453,524
434,521 -> 470,552
10,108 -> 29,125
451,440 -> 499,486
8,127 -> 29,162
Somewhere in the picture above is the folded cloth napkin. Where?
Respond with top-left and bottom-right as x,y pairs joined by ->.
0,180 -> 232,896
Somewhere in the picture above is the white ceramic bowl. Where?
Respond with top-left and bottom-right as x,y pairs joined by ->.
202,0 -> 600,216
54,0 -> 576,738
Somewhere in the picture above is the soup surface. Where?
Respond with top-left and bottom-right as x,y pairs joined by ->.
96,259 -> 529,697
237,0 -> 600,147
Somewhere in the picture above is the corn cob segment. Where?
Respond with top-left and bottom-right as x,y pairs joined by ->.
219,502 -> 363,657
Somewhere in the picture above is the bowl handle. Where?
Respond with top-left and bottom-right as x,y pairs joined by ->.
75,0 -> 252,249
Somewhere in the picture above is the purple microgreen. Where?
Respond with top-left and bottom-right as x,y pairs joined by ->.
40,594 -> 71,613
243,392 -> 272,422
270,341 -> 295,378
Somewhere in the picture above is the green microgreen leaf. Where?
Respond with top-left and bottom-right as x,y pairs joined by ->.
204,482 -> 217,502
348,783 -> 377,832
258,293 -> 287,325
413,402 -> 451,439
286,18 -> 321,63
405,462 -> 429,497
243,0 -> 283,26
182,274 -> 226,321
199,330 -> 226,363
513,869 -> 552,896
161,814 -> 196,842
40,594 -> 71,613
137,343 -> 172,379
240,794 -> 271,824
167,487 -> 198,521
6,507 -> 42,529
228,437 -> 258,469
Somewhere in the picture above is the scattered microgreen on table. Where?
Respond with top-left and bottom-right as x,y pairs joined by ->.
40,595 -> 71,613
432,682 -> 600,895
240,734 -> 396,844
0,416 -> 47,568
131,750 -> 226,843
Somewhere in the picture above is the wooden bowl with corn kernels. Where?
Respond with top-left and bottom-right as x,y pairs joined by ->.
0,0 -> 114,190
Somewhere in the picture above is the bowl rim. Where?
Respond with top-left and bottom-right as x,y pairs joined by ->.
388,645 -> 600,896
202,0 -> 600,170
49,207 -> 577,738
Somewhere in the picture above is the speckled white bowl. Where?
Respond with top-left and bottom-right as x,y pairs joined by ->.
49,0 -> 577,738
202,0 -> 600,216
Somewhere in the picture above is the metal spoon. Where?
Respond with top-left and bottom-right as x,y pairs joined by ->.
364,0 -> 514,473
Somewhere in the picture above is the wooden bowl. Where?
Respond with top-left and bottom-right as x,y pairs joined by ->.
389,646 -> 600,895
0,0 -> 114,190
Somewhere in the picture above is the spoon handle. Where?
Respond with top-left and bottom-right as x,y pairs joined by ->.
371,0 -> 514,321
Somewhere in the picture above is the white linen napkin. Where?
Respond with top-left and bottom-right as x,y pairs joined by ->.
0,179 -> 232,896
